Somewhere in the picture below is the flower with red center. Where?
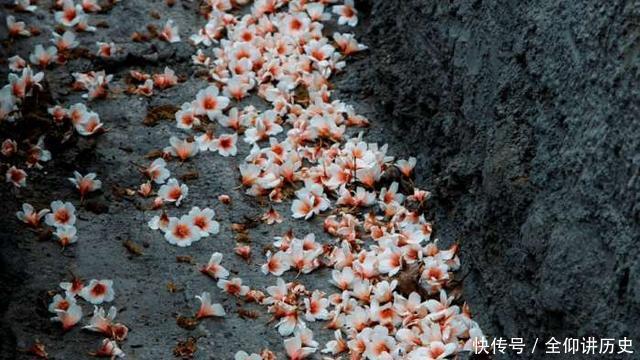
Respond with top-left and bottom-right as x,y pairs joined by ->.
45,201 -> 76,228
304,290 -> 329,322
363,325 -> 397,359
60,276 -> 84,296
395,157 -> 417,178
280,13 -> 310,38
305,40 -> 335,63
283,333 -> 316,360
50,302 -> 82,331
217,277 -> 250,297
330,267 -> 354,291
158,178 -> 189,206
223,76 -> 253,101
138,181 -> 153,197
165,215 -> 202,247
52,31 -> 79,52
261,207 -> 283,225
148,211 -> 171,232
407,341 -> 457,360
74,111 -> 104,136
165,136 -> 199,161
96,42 -> 117,58
135,79 -> 154,97
68,171 -> 102,199
333,0 -> 358,27
200,252 -> 229,279
235,245 -> 251,261
213,133 -> 238,157
175,102 -> 199,130
159,19 -> 180,43
7,16 -> 31,37
83,306 -> 127,340
153,67 -> 178,90
54,225 -> 77,247
29,45 -> 58,69
291,183 -> 330,219
6,166 -> 26,187
144,158 -> 170,184
218,194 -> 232,204
81,0 -> 101,13
16,203 -> 49,227
1,139 -> 17,157
48,293 -> 76,313
54,0 -> 83,27
419,258 -> 450,294
90,339 -> 125,358
194,85 -> 230,120
80,279 -> 115,304
378,248 -> 403,276
333,32 -> 368,56
48,105 -> 68,124
195,291 -> 225,319
188,206 -> 219,236
261,251 -> 291,276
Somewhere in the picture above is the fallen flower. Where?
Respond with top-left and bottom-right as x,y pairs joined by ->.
218,194 -> 232,204
50,302 -> 82,331
261,207 -> 283,224
16,203 -> 49,227
165,136 -> 199,161
153,67 -> 178,89
1,139 -> 17,157
165,215 -> 202,247
89,339 -> 125,358
159,19 -> 180,43
69,171 -> 102,199
144,158 -> 171,184
96,42 -> 117,58
7,15 -> 31,37
235,245 -> 251,261
283,333 -> 316,360
158,178 -> 189,206
200,252 -> 230,279
188,206 -> 219,236
45,201 -> 76,228
195,291 -> 225,319
6,166 -> 27,187
213,133 -> 238,157
53,225 -> 78,247
48,293 -> 77,313
80,279 -> 115,304
217,277 -> 250,297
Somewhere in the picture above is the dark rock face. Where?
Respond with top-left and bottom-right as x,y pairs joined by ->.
350,0 -> 640,350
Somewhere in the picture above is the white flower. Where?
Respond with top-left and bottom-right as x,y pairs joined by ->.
164,215 -> 201,247
80,279 -> 115,304
158,178 -> 188,206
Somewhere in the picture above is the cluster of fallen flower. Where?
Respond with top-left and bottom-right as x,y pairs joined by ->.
4,0 -> 486,358
49,277 -> 128,357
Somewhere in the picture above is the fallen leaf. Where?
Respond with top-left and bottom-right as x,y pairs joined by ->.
143,105 -> 179,127
123,240 -> 143,256
237,308 -> 260,320
176,255 -> 194,264
176,316 -> 199,330
166,281 -> 181,293
173,337 -> 197,359
180,171 -> 199,181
